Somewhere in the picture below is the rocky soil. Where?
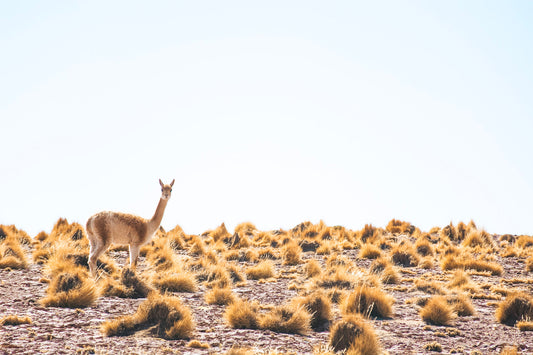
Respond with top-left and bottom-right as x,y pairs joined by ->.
1,239 -> 532,354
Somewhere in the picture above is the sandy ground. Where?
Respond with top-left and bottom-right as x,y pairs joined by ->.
1,241 -> 532,354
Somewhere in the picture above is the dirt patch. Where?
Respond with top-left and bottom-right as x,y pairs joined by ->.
1,235 -> 532,354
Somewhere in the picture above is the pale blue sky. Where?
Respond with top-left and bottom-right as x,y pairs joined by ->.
1,1 -> 532,236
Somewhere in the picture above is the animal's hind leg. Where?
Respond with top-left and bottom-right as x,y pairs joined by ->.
88,239 -> 110,277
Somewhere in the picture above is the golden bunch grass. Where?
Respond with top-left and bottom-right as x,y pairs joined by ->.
517,321 -> 533,331
200,263 -> 233,288
358,244 -> 382,260
101,293 -> 194,339
462,229 -> 494,249
329,315 -> 380,354
206,223 -> 231,243
225,347 -> 254,355
499,346 -> 520,354
381,265 -> 400,284
369,257 -> 390,274
187,340 -> 210,349
424,342 -> 443,352
292,291 -> 332,331
495,292 -> 533,326
166,225 -> 186,251
315,266 -> 355,290
0,241 -> 28,269
448,293 -> 475,317
386,219 -> 415,235
419,257 -> 434,269
0,315 -> 32,326
40,267 -> 98,308
0,227 -> 29,269
390,243 -> 419,267
455,221 -> 468,241
0,225 -> 32,246
420,295 -> 455,325
257,247 -> 279,260
439,223 -> 456,241
101,268 -> 154,298
47,219 -> 88,248
304,259 -> 322,278
282,241 -> 302,265
234,222 -> 257,237
414,279 -> 447,295
205,287 -> 236,306
189,235 -> 207,256
526,257 -> 533,272
259,304 -> 311,335
146,241 -> 179,272
224,299 -> 260,329
152,271 -> 197,293
342,285 -> 394,319
246,260 -> 275,280
515,235 -> 533,249
414,238 -> 434,257
357,224 -> 380,243
448,269 -> 471,288
225,262 -> 246,284
441,254 -> 503,276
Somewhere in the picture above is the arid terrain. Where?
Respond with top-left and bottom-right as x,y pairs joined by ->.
1,220 -> 532,354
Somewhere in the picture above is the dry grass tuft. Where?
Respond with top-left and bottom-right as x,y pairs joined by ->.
259,304 -> 311,335
316,267 -> 354,290
517,321 -> 533,331
0,232 -> 29,269
40,267 -> 98,308
101,293 -> 194,339
187,340 -> 210,349
415,238 -> 434,257
205,287 -> 236,306
225,346 -> 254,355
526,257 -> 533,273
515,235 -> 533,249
305,259 -> 322,278
495,293 -> 533,326
282,242 -> 302,265
441,255 -> 503,276
152,272 -> 197,293
448,294 -> 475,316
424,342 -> 443,352
499,346 -> 520,355
101,268 -> 154,298
0,315 -> 32,326
414,280 -> 447,295
358,244 -> 382,260
381,265 -> 400,284
342,285 -> 394,319
462,229 -> 494,249
246,261 -> 275,280
329,315 -> 380,354
390,243 -> 419,267
224,299 -> 260,329
386,219 -> 415,235
292,292 -> 332,331
420,295 -> 455,325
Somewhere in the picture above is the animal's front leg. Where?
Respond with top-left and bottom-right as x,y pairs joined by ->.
129,244 -> 141,270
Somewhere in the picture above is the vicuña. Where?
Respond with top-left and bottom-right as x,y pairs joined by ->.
86,179 -> 174,277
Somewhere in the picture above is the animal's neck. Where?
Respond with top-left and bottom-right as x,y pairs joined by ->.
147,198 -> 168,235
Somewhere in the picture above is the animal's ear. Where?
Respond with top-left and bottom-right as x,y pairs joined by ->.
170,179 -> 175,187
159,179 -> 164,188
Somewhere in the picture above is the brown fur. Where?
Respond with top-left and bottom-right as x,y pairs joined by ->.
86,179 -> 174,277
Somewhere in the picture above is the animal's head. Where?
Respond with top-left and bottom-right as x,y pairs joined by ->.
159,179 -> 175,200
